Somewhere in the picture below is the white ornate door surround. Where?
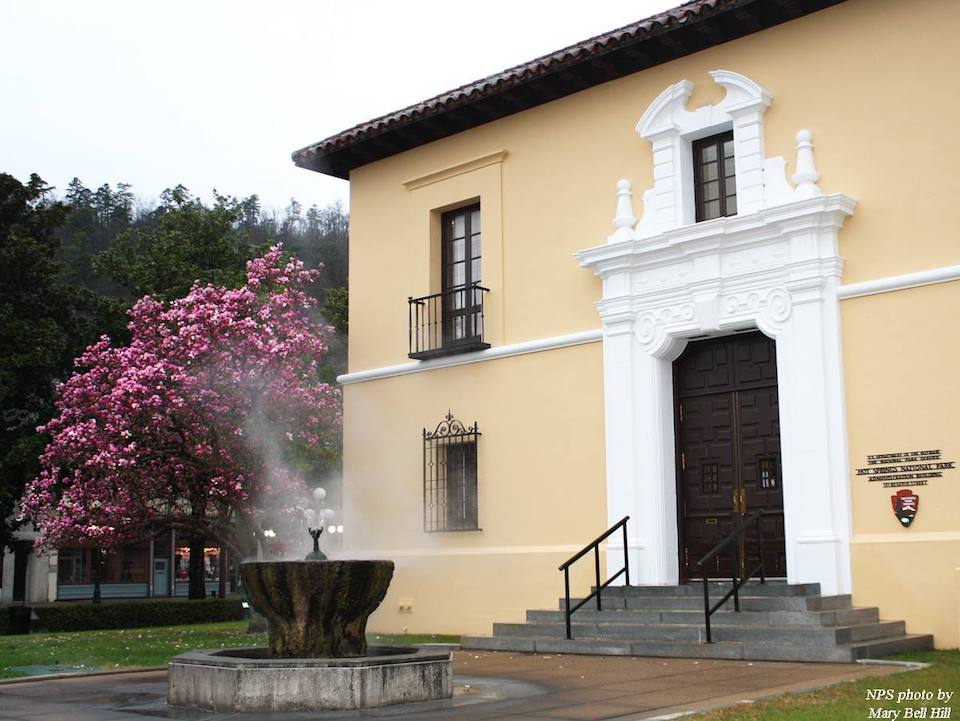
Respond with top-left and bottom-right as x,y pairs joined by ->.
576,70 -> 855,594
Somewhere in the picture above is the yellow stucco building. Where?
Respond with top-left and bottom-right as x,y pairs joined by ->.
294,0 -> 959,656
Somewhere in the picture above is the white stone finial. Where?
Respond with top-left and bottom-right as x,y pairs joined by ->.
609,179 -> 636,243
792,129 -> 822,199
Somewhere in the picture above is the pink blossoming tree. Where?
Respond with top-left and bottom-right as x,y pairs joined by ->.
20,247 -> 341,596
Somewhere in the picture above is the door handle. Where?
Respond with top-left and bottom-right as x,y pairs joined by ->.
733,488 -> 747,513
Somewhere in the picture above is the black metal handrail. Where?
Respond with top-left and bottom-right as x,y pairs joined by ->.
408,283 -> 490,360
695,510 -> 766,643
558,516 -> 630,640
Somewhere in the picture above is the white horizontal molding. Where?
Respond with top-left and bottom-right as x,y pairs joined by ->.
795,533 -> 841,545
337,329 -> 602,385
838,264 -> 960,299
850,531 -> 960,545
341,543 -> 584,558
604,539 -> 646,551
401,149 -> 509,191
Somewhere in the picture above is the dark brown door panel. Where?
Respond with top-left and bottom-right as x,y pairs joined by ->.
675,332 -> 786,581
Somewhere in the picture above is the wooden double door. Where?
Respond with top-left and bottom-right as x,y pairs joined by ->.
674,332 -> 787,581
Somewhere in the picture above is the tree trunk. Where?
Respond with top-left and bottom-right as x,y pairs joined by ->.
188,536 -> 206,599
91,547 -> 102,604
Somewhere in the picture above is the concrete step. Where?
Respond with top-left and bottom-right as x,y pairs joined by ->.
711,620 -> 907,644
529,608 -> 660,624
842,620 -> 907,643
462,631 -> 933,663
596,582 -> 821,598
846,633 -> 935,660
462,635 -> 746,659
740,633 -> 934,663
559,593 -> 853,612
496,621 -> 704,642
476,583 -> 929,664
626,639 -> 745,660
529,606 -> 879,627
496,619 -> 906,646
807,594 -> 854,611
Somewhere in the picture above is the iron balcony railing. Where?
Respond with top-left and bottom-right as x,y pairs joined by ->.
408,283 -> 490,360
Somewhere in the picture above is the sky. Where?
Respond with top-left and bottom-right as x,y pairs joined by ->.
1,1 -> 680,213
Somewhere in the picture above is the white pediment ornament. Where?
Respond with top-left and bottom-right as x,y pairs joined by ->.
611,69 -> 821,242
634,70 -> 771,140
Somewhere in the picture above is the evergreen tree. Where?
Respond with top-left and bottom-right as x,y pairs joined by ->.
93,186 -> 263,301
0,173 -> 118,548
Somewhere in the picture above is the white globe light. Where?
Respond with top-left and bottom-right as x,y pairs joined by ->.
322,508 -> 336,521
313,487 -> 327,502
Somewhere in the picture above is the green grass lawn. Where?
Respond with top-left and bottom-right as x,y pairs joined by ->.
686,650 -> 959,720
0,622 -> 460,679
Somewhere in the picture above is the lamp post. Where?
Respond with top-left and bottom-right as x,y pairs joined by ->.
305,486 -> 336,560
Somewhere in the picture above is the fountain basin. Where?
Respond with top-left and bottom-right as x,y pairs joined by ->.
241,559 -> 393,658
168,645 -> 453,711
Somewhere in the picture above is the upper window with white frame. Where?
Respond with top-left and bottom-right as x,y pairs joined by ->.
693,131 -> 737,222
441,203 -> 482,344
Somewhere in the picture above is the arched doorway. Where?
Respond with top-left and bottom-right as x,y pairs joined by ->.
673,332 -> 787,580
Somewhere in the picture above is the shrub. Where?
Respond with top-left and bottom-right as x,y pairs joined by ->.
12,598 -> 244,633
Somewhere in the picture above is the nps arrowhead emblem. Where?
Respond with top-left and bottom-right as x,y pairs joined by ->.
890,489 -> 919,528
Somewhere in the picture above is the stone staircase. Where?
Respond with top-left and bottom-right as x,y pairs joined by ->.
462,582 -> 933,662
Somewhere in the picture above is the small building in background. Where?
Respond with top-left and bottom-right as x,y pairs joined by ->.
0,526 -> 237,603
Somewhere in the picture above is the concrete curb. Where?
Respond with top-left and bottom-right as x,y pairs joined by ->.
0,665 -> 166,685
857,659 -> 930,670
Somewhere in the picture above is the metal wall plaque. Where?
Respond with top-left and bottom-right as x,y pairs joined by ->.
856,449 -> 956,488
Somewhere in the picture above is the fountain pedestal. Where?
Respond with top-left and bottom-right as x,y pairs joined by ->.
241,560 -> 392,657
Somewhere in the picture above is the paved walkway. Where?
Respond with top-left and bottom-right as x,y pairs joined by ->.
0,650 -> 904,721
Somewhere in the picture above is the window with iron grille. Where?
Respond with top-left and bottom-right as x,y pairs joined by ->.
423,411 -> 479,532
693,131 -> 737,222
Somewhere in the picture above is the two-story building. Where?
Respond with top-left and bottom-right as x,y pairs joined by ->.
294,0 -> 959,653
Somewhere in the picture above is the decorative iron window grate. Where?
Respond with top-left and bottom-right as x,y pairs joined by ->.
759,456 -> 779,489
423,411 -> 480,532
701,462 -> 720,494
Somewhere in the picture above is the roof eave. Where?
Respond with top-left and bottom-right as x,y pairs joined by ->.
293,0 -> 847,180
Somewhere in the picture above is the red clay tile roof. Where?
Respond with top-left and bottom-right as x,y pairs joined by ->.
293,0 -> 845,179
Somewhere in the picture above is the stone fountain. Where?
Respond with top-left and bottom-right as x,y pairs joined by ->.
167,523 -> 452,712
